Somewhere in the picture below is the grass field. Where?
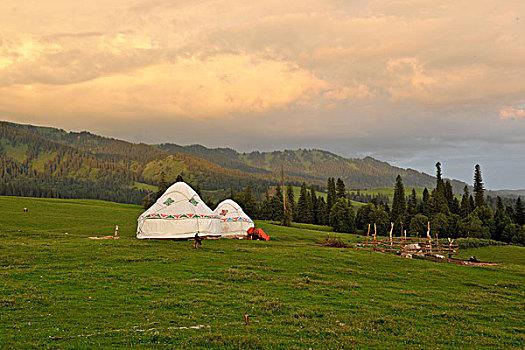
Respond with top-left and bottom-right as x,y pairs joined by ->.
0,196 -> 524,349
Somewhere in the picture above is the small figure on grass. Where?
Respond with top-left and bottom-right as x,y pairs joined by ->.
194,233 -> 202,249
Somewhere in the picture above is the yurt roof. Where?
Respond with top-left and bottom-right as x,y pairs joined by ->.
139,182 -> 218,220
214,199 -> 253,222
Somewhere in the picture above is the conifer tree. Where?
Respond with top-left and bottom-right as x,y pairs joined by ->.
297,182 -> 311,223
310,187 -> 318,224
286,183 -> 295,221
405,188 -> 418,228
243,185 -> 258,219
156,171 -> 168,200
336,178 -> 346,199
329,198 -> 355,233
435,162 -> 446,197
421,188 -> 430,216
270,184 -> 284,222
515,197 -> 525,226
505,205 -> 515,222
176,174 -> 184,183
391,175 -> 406,222
260,190 -> 271,220
460,186 -> 471,218
473,164 -> 486,208
316,197 -> 328,225
444,180 -> 456,212
430,188 -> 449,215
492,196 -> 511,241
327,177 -> 336,214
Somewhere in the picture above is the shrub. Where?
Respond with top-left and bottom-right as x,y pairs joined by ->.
455,238 -> 507,249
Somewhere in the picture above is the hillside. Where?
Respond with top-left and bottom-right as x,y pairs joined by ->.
1,120 -> 474,205
1,196 -> 524,348
156,144 -> 465,190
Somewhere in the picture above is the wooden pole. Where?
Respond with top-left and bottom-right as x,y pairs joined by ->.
427,221 -> 432,253
374,223 -> 377,249
366,224 -> 370,247
390,222 -> 394,248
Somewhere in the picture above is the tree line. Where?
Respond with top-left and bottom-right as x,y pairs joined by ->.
201,163 -> 525,245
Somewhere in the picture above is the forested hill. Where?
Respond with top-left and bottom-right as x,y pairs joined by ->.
156,144 -> 467,192
1,120 -> 468,204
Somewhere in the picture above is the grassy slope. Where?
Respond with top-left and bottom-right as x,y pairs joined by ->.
0,196 -> 524,349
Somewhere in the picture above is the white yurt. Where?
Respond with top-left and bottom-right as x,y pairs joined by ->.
137,182 -> 221,239
214,199 -> 254,238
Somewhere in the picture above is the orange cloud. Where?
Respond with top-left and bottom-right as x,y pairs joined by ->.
499,106 -> 525,120
0,54 -> 327,119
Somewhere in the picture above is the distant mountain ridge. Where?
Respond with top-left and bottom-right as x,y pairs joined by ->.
155,143 -> 468,192
2,120 -> 518,204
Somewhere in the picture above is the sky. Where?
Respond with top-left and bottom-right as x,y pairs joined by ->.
1,0 -> 524,189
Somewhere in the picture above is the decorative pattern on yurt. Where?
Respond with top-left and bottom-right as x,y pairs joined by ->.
137,182 -> 221,239
214,199 -> 254,238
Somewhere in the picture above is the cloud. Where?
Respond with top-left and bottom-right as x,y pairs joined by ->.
0,54 -> 327,118
1,0 -> 525,188
499,106 -> 525,120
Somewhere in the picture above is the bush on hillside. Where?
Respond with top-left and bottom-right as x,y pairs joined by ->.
455,238 -> 507,249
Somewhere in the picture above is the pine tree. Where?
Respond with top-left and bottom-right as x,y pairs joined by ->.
505,205 -> 515,222
391,175 -> 406,222
156,171 -> 168,200
473,164 -> 486,208
270,184 -> 284,222
435,162 -> 446,197
460,186 -> 471,218
317,197 -> 328,225
175,174 -> 184,183
492,196 -> 511,241
436,161 -> 442,181
260,190 -> 271,220
515,197 -> 525,226
421,188 -> 430,216
405,188 -> 418,228
444,180 -> 456,213
329,198 -> 355,233
310,187 -> 318,224
297,182 -> 311,223
336,178 -> 346,199
286,183 -> 295,222
326,177 -> 336,216
430,188 -> 449,215
243,185 -> 258,219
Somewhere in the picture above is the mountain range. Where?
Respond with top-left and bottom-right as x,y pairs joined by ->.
0,120 -> 518,204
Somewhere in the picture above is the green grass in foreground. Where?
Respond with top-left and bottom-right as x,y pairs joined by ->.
0,196 -> 524,349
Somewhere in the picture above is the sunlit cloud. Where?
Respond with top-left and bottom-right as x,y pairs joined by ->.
0,0 -> 525,187
0,54 -> 328,118
499,106 -> 525,121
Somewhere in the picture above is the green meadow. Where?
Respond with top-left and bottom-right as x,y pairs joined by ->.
0,196 -> 524,349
